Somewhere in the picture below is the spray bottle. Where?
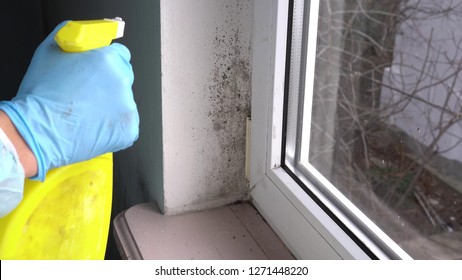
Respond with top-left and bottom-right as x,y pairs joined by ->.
0,18 -> 125,260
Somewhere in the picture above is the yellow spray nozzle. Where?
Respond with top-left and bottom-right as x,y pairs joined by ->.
54,17 -> 125,52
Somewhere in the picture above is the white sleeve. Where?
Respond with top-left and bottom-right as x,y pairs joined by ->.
0,127 -> 25,218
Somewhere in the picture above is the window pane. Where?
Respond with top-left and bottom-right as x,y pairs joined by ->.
294,0 -> 462,259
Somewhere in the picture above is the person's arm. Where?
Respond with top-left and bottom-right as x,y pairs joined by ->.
0,117 -> 26,217
0,110 -> 37,177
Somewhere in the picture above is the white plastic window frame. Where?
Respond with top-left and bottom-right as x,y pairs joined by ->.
249,0 -> 411,260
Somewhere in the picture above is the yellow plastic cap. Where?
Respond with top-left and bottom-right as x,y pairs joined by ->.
55,18 -> 125,52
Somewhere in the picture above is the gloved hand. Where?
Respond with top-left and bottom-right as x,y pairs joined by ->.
0,21 -> 139,181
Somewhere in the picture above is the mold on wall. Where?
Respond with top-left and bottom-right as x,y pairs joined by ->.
161,0 -> 253,215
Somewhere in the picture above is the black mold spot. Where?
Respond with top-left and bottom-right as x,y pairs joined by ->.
187,1 -> 253,207
203,0 -> 252,198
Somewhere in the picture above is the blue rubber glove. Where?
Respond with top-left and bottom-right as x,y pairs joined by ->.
0,22 -> 139,181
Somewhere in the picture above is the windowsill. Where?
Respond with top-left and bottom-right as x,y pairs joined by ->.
113,202 -> 294,260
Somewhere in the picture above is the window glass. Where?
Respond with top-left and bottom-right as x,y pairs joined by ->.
285,0 -> 462,259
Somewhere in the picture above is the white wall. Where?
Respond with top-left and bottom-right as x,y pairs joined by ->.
160,0 -> 254,215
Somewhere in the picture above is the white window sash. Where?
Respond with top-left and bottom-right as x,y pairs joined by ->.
250,0 -> 411,260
